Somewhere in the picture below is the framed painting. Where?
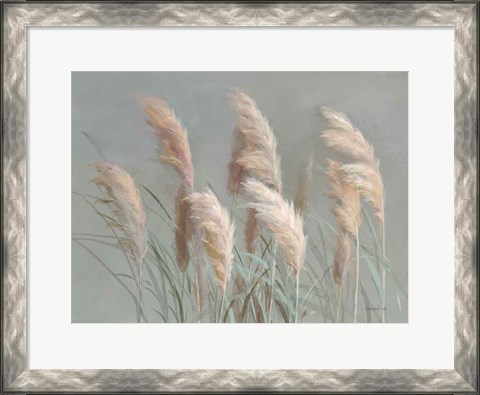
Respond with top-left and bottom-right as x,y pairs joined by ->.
2,1 -> 478,393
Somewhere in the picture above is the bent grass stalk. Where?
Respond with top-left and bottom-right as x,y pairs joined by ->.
267,243 -> 278,323
73,191 -> 146,321
354,227 -> 360,323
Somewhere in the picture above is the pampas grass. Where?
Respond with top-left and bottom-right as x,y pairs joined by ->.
320,106 -> 386,322
92,161 -> 148,321
326,160 -> 362,237
76,91 -> 401,324
175,183 -> 192,271
332,229 -> 353,287
140,95 -> 196,273
342,162 -> 384,224
243,178 -> 304,278
333,229 -> 352,322
229,91 -> 282,193
140,96 -> 194,189
243,178 -> 306,322
189,189 -> 235,291
191,229 -> 209,316
228,91 -> 282,276
228,126 -> 248,195
188,189 -> 235,320
294,153 -> 315,216
326,160 -> 361,322
320,106 -> 384,224
320,107 -> 376,165
92,161 -> 148,267
244,207 -> 260,273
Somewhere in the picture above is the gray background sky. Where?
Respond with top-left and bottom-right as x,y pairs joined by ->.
72,71 -> 408,323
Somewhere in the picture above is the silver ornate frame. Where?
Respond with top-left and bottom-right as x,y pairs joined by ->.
2,1 -> 478,393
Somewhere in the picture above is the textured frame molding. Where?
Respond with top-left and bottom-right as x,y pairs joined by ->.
1,1 -> 478,393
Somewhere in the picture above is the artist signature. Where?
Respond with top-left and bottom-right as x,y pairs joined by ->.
366,306 -> 387,311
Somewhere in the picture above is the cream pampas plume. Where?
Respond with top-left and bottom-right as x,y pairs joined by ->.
140,96 -> 194,189
326,160 -> 361,321
92,162 -> 148,322
320,106 -> 386,322
228,91 -> 282,264
92,162 -> 148,267
294,153 -> 315,216
140,95 -> 195,271
243,178 -> 305,277
319,106 -> 384,227
243,178 -> 305,322
342,162 -> 384,224
188,189 -> 235,294
320,107 -> 376,164
228,91 -> 282,193
326,160 -> 362,239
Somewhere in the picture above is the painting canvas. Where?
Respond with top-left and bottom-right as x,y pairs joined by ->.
72,72 -> 408,323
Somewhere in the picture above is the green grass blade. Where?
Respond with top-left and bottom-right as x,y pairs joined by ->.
73,239 -> 148,322
140,184 -> 173,221
363,255 -> 384,305
151,308 -> 168,323
274,299 -> 290,323
240,269 -> 269,322
223,299 -> 237,323
80,130 -> 106,160
240,253 -> 270,271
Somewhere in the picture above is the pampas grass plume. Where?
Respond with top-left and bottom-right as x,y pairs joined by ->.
320,106 -> 384,224
92,161 -> 148,267
243,178 -> 305,278
326,159 -> 362,236
188,189 -> 235,292
244,208 -> 260,260
140,95 -> 194,189
294,153 -> 315,216
228,91 -> 282,193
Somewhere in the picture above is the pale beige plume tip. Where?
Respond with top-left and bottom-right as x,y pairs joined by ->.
228,91 -> 282,194
139,95 -> 194,190
92,161 -> 148,266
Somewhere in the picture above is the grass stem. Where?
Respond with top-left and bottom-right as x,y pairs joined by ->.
354,227 -> 360,323
268,259 -> 277,323
219,286 -> 226,323
295,274 -> 300,323
336,285 -> 343,323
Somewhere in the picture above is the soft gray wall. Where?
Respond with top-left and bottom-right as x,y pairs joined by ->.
72,71 -> 408,323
